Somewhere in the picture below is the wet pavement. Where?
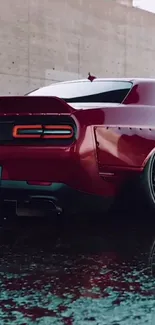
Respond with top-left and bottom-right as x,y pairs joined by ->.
0,212 -> 155,325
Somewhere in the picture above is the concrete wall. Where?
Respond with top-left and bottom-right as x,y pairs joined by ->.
116,0 -> 132,6
0,0 -> 155,96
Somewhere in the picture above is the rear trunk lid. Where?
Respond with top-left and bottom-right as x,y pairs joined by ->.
0,96 -> 76,146
0,96 -> 74,115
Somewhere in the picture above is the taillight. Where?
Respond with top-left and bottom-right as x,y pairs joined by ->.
13,125 -> 42,138
12,125 -> 74,139
43,125 -> 73,139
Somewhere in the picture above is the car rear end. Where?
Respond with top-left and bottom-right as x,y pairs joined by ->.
0,78 -> 133,217
0,96 -> 77,181
0,96 -> 81,216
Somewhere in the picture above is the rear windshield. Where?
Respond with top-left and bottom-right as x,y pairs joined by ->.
27,81 -> 132,104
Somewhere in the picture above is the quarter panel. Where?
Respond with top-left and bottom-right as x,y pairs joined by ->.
94,126 -> 155,169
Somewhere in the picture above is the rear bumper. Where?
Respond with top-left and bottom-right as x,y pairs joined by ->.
0,139 -> 118,197
0,181 -> 113,215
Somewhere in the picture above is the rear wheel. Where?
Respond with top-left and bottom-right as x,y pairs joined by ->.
139,153 -> 155,211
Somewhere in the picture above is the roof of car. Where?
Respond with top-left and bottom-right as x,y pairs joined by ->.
48,78 -> 155,85
27,77 -> 155,97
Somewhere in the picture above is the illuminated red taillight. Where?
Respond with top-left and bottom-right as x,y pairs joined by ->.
13,125 -> 42,139
12,125 -> 74,139
43,125 -> 73,139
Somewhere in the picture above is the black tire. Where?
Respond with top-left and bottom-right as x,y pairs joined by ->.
148,235 -> 155,277
139,153 -> 155,211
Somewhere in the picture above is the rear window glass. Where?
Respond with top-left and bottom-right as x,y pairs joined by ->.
27,81 -> 132,104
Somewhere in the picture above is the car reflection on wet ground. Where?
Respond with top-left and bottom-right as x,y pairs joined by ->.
0,212 -> 155,325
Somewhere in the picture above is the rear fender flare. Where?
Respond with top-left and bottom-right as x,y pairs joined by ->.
142,148 -> 155,169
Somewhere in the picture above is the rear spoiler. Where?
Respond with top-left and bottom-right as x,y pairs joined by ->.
0,96 -> 74,115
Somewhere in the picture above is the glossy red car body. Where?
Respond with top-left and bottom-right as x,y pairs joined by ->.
1,77 -> 155,215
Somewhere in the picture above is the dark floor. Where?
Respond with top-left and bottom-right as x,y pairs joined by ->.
0,209 -> 155,325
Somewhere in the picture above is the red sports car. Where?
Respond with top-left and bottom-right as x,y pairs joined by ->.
0,77 -> 155,217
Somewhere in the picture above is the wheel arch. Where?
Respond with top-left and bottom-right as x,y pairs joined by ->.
142,148 -> 155,169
